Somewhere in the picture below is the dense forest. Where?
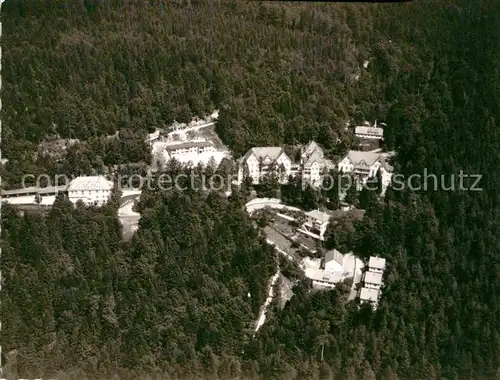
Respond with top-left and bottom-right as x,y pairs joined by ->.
3,0 -> 500,379
2,179 -> 277,379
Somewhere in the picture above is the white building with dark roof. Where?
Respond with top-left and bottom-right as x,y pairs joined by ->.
67,175 -> 114,207
337,150 -> 393,189
237,147 -> 292,184
300,141 -> 335,186
237,141 -> 334,186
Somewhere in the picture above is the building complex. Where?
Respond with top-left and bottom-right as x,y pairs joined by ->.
301,248 -> 364,290
1,175 -> 114,208
237,141 -> 334,186
358,256 -> 387,309
237,140 -> 393,193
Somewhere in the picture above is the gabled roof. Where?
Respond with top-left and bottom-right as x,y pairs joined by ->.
241,147 -> 287,163
68,176 -> 114,191
302,142 -> 335,169
305,209 -> 331,223
251,147 -> 284,160
301,141 -> 322,156
325,249 -> 344,266
2,185 -> 69,196
165,141 -> 213,152
303,148 -> 324,166
344,151 -> 381,167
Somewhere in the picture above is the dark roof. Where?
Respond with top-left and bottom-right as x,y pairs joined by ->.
2,185 -> 68,196
239,147 -> 286,164
165,141 -> 213,151
325,249 -> 344,265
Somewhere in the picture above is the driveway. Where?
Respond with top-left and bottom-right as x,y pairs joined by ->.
118,196 -> 140,240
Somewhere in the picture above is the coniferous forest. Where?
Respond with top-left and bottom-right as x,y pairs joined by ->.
3,0 -> 500,379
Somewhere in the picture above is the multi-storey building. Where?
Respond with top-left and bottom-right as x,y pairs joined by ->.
367,256 -> 386,274
359,287 -> 380,308
237,147 -> 292,184
67,175 -> 114,207
358,255 -> 387,310
299,209 -> 331,241
337,150 -> 393,187
300,141 -> 335,186
355,126 -> 384,140
162,141 -> 216,161
324,249 -> 344,273
363,271 -> 383,290
238,141 -> 333,186
354,120 -> 385,140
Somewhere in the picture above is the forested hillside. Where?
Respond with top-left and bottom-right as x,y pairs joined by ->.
4,0 -> 390,184
3,179 -> 277,379
3,0 -> 500,379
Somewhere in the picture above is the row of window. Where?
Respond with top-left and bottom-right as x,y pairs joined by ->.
70,190 -> 110,196
248,166 -> 318,173
69,199 -> 108,207
170,147 -> 215,155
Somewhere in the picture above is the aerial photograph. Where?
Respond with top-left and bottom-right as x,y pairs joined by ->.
1,0 -> 500,379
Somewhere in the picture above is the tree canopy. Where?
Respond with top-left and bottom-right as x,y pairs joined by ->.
3,0 -> 500,379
